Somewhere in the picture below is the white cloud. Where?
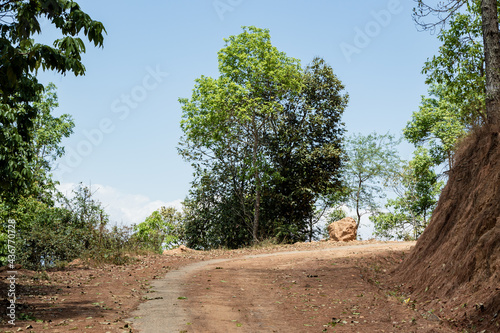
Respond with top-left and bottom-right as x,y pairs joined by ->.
56,183 -> 183,227
56,183 -> 376,240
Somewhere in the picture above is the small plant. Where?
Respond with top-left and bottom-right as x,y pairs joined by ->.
253,238 -> 279,249
325,318 -> 342,327
18,312 -> 37,321
34,270 -> 50,281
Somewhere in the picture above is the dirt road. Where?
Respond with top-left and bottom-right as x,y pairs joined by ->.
130,242 -> 454,332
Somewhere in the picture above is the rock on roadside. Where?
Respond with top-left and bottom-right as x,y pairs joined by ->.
327,217 -> 357,241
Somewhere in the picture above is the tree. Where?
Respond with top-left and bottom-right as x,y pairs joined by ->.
180,27 -> 302,243
0,83 -> 74,204
0,0 -> 106,101
420,4 -> 485,125
404,84 -> 469,170
0,0 -> 105,203
218,26 -> 305,242
343,132 -> 401,231
260,57 -> 348,242
31,83 -> 74,199
372,148 -> 443,240
406,2 -> 500,174
134,207 -> 183,253
413,0 -> 500,125
179,28 -> 347,248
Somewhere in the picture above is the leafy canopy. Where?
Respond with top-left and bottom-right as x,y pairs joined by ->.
343,132 -> 401,228
179,27 -> 347,248
405,2 -> 498,171
0,83 -> 74,203
372,148 -> 443,240
0,0 -> 105,203
134,207 -> 183,253
0,0 -> 106,102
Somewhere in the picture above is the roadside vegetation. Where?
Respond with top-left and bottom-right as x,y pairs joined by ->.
0,0 -> 493,269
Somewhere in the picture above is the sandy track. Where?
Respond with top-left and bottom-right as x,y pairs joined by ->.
130,242 -> 452,332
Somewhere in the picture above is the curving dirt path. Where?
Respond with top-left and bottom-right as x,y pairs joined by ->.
130,242 -> 454,332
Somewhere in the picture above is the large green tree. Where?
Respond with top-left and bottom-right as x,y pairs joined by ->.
179,27 -> 347,248
180,26 -> 302,243
260,57 -> 348,242
404,84 -> 469,170
0,0 -> 105,202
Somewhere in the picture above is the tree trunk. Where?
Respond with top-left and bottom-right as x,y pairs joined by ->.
252,112 -> 260,243
253,169 -> 261,243
355,177 -> 362,230
309,217 -> 313,242
481,0 -> 500,124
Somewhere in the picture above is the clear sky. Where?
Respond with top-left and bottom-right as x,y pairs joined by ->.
37,0 -> 441,237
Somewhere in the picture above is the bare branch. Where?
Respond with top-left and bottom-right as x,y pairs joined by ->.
413,0 -> 469,32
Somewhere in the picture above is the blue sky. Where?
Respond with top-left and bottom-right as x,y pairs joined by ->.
37,0 -> 441,236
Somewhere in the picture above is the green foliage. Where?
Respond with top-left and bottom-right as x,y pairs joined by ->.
0,83 -> 74,204
0,184 -> 96,269
398,2 -> 495,241
343,132 -> 401,228
0,184 -> 135,269
0,0 -> 106,100
0,100 -> 35,203
328,208 -> 347,224
404,84 -> 468,169
406,2 -> 498,170
421,1 -> 485,124
133,207 -> 183,253
30,83 -> 74,193
372,148 -> 443,240
180,26 -> 303,243
179,27 -> 347,249
2,196 -> 84,269
261,57 -> 348,243
0,0 -> 105,203
182,169 -> 254,250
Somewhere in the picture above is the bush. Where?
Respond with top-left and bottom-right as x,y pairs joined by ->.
0,184 -> 138,270
133,206 -> 184,253
0,196 -> 90,270
81,225 -> 137,265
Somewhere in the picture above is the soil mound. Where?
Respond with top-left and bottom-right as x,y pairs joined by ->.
394,125 -> 500,331
163,244 -> 198,255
